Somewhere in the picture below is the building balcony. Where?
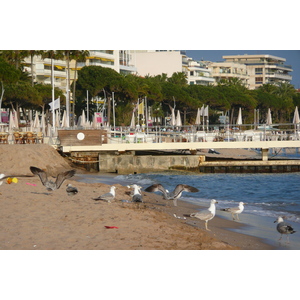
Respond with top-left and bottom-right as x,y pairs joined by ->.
36,69 -> 66,78
265,72 -> 292,81
88,51 -> 115,60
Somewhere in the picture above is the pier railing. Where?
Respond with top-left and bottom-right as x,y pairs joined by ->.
105,123 -> 300,145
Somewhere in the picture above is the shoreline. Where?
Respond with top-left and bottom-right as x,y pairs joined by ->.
0,144 -> 296,250
75,172 -> 277,250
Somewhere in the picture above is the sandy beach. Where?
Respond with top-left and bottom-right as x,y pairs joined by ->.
0,144 -> 274,250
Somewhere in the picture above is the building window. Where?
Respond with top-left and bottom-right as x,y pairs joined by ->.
255,77 -> 263,84
190,71 -> 194,76
255,68 -> 263,75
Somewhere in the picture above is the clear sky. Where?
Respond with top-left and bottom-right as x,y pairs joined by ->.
185,50 -> 300,89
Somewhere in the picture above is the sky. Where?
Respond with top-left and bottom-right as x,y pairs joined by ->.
185,50 -> 300,88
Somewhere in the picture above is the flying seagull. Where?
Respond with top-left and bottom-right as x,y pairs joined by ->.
145,183 -> 199,206
221,202 -> 245,220
66,183 -> 78,196
30,166 -> 76,191
190,199 -> 218,231
93,186 -> 116,203
274,216 -> 296,243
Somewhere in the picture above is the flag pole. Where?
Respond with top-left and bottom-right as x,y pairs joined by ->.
51,58 -> 55,130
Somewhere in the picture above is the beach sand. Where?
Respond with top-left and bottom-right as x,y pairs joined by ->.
0,144 -> 274,250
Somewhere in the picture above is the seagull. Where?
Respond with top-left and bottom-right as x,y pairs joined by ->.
30,166 -> 76,191
93,186 -> 116,203
126,184 -> 142,197
66,183 -> 78,196
190,199 -> 218,231
0,173 -> 6,187
274,216 -> 296,243
145,183 -> 199,206
131,184 -> 143,203
221,202 -> 245,220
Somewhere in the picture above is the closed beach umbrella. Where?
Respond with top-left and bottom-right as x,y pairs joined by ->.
130,111 -> 135,128
9,110 -> 16,131
175,110 -> 182,127
41,112 -> 46,135
195,108 -> 201,125
236,107 -> 243,125
61,110 -> 68,128
266,108 -> 272,125
33,112 -> 40,130
293,106 -> 300,124
170,107 -> 176,126
13,110 -> 19,129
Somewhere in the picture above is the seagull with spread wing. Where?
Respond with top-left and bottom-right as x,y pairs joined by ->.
30,166 -> 76,191
145,183 -> 199,206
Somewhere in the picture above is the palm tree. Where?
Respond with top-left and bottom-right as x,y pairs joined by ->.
25,50 -> 44,86
69,50 -> 90,126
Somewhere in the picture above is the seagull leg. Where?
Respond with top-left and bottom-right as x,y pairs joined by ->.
231,213 -> 235,220
236,214 -> 240,221
173,199 -> 178,207
205,221 -> 211,231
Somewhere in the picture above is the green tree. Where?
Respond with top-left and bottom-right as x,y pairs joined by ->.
69,50 -> 90,125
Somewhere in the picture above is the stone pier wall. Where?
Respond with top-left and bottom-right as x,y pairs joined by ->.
99,153 -> 201,174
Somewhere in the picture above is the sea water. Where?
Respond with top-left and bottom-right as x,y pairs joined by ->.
77,171 -> 300,249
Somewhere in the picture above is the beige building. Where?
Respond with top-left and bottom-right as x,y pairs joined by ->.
222,54 -> 293,89
209,61 -> 249,87
132,50 -> 215,85
132,50 -> 188,78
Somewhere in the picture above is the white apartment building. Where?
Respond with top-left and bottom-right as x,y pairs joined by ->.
187,59 -> 215,86
23,50 -> 137,93
222,54 -> 293,89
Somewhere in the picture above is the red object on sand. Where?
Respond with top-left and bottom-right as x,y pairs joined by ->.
104,226 -> 119,229
26,183 -> 37,186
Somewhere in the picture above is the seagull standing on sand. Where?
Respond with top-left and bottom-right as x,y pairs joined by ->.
145,183 -> 199,206
274,216 -> 296,243
221,202 -> 245,221
131,184 -> 143,203
190,199 -> 218,231
30,166 -> 76,191
93,186 -> 116,203
66,183 -> 78,196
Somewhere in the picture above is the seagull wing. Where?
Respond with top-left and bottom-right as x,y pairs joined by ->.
66,186 -> 78,194
93,192 -> 114,201
190,210 -> 213,221
145,184 -> 169,198
132,193 -> 143,202
172,184 -> 199,198
30,166 -> 49,186
55,170 -> 76,189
